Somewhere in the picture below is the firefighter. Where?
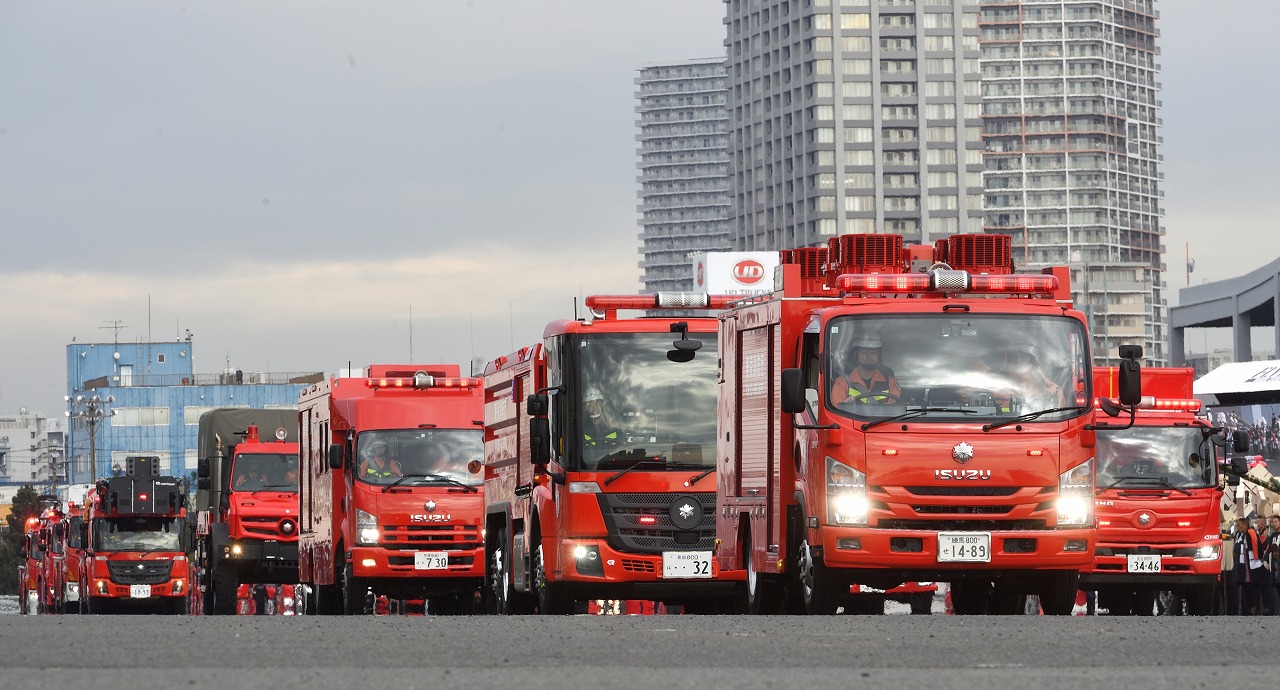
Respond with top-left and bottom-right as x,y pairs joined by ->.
582,388 -> 620,448
994,340 -> 1065,412
830,334 -> 902,405
358,439 -> 403,483
234,463 -> 266,491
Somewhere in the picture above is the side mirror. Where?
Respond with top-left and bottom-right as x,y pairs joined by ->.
780,368 -> 806,414
219,493 -> 231,511
80,525 -> 88,546
1233,429 -> 1249,453
1116,345 -> 1142,406
197,477 -> 209,490
526,393 -> 548,417
529,417 -> 551,466
328,444 -> 345,470
197,458 -> 209,479
1230,455 -> 1249,476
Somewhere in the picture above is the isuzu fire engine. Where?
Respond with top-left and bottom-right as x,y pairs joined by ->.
299,364 -> 485,615
36,499 -> 85,614
716,233 -> 1138,615
483,293 -> 745,614
193,409 -> 300,614
1081,366 -> 1245,615
82,457 -> 190,614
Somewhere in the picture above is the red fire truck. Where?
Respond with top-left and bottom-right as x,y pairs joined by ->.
716,233 -> 1136,615
18,514 -> 42,615
81,457 -> 191,614
484,293 -> 745,614
193,409 -> 300,615
299,364 -> 486,615
1080,367 -> 1243,615
35,499 -> 85,614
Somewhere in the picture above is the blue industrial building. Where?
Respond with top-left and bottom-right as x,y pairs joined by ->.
65,339 -> 321,488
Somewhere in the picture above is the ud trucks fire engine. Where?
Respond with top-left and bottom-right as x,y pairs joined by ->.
81,457 -> 190,614
36,499 -> 84,614
484,293 -> 745,615
717,233 -> 1139,615
1080,367 -> 1246,615
193,408 -> 300,615
299,364 -> 485,615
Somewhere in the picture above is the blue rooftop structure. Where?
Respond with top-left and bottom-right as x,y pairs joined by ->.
64,340 -> 321,486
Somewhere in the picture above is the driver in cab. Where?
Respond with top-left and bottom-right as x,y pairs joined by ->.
830,335 -> 901,405
358,439 -> 403,483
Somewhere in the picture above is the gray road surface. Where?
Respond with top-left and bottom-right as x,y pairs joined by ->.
0,612 -> 1273,690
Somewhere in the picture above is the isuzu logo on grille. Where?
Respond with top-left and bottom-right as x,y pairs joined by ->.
935,469 -> 992,481
952,442 -> 974,464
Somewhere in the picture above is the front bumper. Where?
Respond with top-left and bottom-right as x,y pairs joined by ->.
221,538 -> 299,563
349,545 -> 484,579
550,538 -> 745,599
820,525 -> 1094,577
90,578 -> 187,599
1080,544 -> 1221,588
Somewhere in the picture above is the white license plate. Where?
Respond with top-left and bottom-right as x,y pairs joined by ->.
937,532 -> 992,563
1127,554 -> 1162,573
129,584 -> 151,598
414,551 -> 449,570
662,551 -> 713,579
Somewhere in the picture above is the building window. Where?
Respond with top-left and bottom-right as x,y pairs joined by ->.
114,407 -> 171,426
157,354 -> 166,364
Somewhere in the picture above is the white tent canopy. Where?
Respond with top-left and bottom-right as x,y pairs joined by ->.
1194,360 -> 1280,397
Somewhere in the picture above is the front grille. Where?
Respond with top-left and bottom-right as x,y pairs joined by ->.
107,560 -> 173,585
877,519 -> 1048,532
1097,546 -> 1198,557
382,524 -> 481,549
904,486 -> 1020,497
621,559 -> 656,573
912,505 -> 1012,515
598,492 -> 716,555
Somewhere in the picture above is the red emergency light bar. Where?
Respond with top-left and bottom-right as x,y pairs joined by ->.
366,374 -> 482,390
585,293 -> 737,311
1093,396 -> 1202,412
836,271 -> 1059,295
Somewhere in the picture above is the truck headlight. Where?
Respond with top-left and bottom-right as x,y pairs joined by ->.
1195,544 -> 1221,561
1057,458 -> 1093,527
173,579 -> 184,594
356,509 -> 379,546
827,457 -> 868,526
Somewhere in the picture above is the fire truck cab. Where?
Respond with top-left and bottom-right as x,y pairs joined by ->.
18,515 -> 42,615
82,457 -> 191,614
35,499 -> 85,614
716,233 -> 1135,615
484,293 -> 745,614
299,364 -> 486,615
1080,367 -> 1243,615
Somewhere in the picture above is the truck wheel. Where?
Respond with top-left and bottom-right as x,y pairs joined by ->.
1037,570 -> 1079,615
489,526 -> 512,615
1184,583 -> 1215,616
534,544 -> 573,615
342,564 -> 369,615
745,532 -> 781,614
212,567 -> 238,615
950,581 -> 992,615
798,537 -> 842,615
909,592 -> 933,615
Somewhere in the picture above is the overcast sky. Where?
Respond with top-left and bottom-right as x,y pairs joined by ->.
1,1 -> 1276,417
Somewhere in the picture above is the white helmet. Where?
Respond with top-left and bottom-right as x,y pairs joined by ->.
584,388 -> 605,403
852,334 -> 882,349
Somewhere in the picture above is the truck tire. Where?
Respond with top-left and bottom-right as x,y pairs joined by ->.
342,564 -> 369,615
950,581 -> 992,615
534,544 -> 573,615
488,525 -> 513,615
990,582 -> 1027,615
212,566 -> 238,615
798,537 -> 842,615
1185,583 -> 1216,616
1037,570 -> 1079,615
745,531 -> 781,614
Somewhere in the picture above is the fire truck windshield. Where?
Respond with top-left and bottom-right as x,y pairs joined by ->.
571,331 -> 718,472
825,314 -> 1089,423
1097,426 -> 1217,490
355,429 -> 483,487
93,517 -> 184,552
232,453 -> 299,492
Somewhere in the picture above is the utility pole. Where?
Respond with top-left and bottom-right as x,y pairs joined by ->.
66,394 -> 114,484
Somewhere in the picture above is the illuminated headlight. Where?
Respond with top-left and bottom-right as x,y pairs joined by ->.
96,580 -> 108,594
231,544 -> 243,556
283,597 -> 294,607
356,509 -> 379,546
172,579 -> 184,594
571,544 -> 603,577
66,582 -> 79,596
827,457 -> 868,526
1195,544 -> 1221,561
1057,458 -> 1094,527
573,545 -> 589,560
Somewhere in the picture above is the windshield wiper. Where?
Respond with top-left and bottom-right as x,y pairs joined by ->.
982,406 -> 1089,432
1098,474 -> 1191,496
685,467 -> 715,487
260,483 -> 295,491
382,473 -> 478,493
861,407 -> 976,431
603,453 -> 665,486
